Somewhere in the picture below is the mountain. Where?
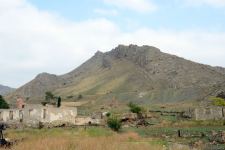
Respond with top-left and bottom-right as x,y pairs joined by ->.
6,45 -> 225,107
0,84 -> 15,95
6,73 -> 65,104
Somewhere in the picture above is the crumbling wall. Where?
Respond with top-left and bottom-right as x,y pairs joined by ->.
0,105 -> 77,126
46,107 -> 77,123
193,107 -> 225,120
0,109 -> 20,123
75,117 -> 100,125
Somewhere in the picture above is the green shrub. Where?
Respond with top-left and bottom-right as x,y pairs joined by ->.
106,112 -> 111,117
0,95 -> 9,109
45,91 -> 54,102
211,97 -> 225,106
107,116 -> 121,132
128,102 -> 142,114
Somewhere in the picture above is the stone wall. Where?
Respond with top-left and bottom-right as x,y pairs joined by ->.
0,105 -> 77,126
75,117 -> 100,126
192,107 -> 225,120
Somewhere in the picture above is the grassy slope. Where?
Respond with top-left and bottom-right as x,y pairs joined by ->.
54,58 -> 207,114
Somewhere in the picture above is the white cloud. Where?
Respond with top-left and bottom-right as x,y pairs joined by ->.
0,0 -> 225,88
94,8 -> 119,16
103,0 -> 157,13
182,0 -> 225,7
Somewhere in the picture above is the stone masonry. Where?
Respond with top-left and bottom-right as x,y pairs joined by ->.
0,104 -> 77,126
192,106 -> 225,120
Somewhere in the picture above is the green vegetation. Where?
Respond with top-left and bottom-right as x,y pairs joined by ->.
45,91 -> 55,102
211,97 -> 225,106
43,91 -> 60,106
107,115 -> 122,132
128,102 -> 142,114
0,95 -> 9,109
128,102 -> 146,119
106,112 -> 111,117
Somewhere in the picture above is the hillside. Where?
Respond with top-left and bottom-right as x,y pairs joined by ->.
6,73 -> 65,104
0,84 -> 15,95
6,45 -> 225,107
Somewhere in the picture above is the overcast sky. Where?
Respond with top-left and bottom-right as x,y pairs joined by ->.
0,0 -> 225,88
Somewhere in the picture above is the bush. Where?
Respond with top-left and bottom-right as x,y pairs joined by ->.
106,112 -> 111,117
128,102 -> 142,114
0,95 -> 9,109
211,97 -> 225,106
107,116 -> 121,132
45,91 -> 54,102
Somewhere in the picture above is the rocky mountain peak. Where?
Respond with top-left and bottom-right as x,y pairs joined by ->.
94,51 -> 104,57
106,44 -> 161,67
107,44 -> 159,59
35,73 -> 57,80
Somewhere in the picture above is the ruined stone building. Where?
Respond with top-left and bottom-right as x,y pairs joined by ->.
0,104 -> 77,126
190,106 -> 225,120
0,97 -> 101,127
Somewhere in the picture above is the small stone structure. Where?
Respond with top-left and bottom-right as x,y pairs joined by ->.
191,107 -> 225,120
0,104 -> 77,126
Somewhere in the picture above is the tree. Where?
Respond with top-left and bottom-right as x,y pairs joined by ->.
0,95 -> 9,109
45,91 -> 54,102
107,115 -> 121,132
57,97 -> 61,108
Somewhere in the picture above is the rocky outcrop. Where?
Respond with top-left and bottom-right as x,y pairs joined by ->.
108,45 -> 160,67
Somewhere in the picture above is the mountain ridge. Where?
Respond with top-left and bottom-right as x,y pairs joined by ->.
6,45 -> 225,106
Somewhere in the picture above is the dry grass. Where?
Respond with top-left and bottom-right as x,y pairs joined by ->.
2,128 -> 164,150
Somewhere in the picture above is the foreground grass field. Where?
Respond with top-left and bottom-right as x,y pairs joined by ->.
2,123 -> 225,150
3,127 -> 165,150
